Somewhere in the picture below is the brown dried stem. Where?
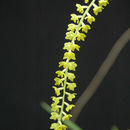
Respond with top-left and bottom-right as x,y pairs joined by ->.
71,28 -> 130,122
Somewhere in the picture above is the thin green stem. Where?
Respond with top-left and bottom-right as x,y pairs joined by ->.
58,60 -> 69,122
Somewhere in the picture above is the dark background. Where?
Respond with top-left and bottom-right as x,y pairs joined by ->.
1,0 -> 130,130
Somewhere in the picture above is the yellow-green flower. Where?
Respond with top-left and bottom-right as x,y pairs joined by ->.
51,96 -> 60,104
63,52 -> 76,60
53,86 -> 61,96
67,23 -> 77,32
85,15 -> 95,24
67,93 -> 76,101
67,83 -> 77,91
50,123 -> 59,130
82,24 -> 91,33
63,42 -> 72,51
68,62 -> 77,71
56,70 -> 64,78
76,32 -> 86,41
63,42 -> 80,51
58,124 -> 67,130
67,72 -> 75,82
65,31 -> 75,40
76,4 -> 84,14
84,0 -> 89,4
93,6 -> 103,15
70,14 -> 79,23
66,104 -> 75,112
59,61 -> 68,69
54,78 -> 63,86
62,114 -> 72,121
99,0 -> 109,6
50,112 -> 59,121
51,103 -> 60,112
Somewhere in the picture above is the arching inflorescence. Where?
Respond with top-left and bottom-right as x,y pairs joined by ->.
50,0 -> 109,129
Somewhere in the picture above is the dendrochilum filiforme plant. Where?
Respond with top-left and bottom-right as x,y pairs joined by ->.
50,0 -> 109,129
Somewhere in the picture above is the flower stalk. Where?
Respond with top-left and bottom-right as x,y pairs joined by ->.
49,0 -> 109,129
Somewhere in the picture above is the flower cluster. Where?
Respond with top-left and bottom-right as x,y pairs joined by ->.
50,0 -> 109,129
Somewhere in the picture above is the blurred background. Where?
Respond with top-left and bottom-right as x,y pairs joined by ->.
1,0 -> 130,130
